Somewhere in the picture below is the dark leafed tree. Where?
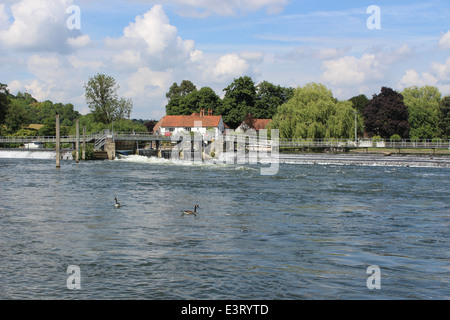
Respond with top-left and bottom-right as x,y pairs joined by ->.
439,96 -> 450,139
0,83 -> 10,124
84,74 -> 132,124
363,87 -> 409,139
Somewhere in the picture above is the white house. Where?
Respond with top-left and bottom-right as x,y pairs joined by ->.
154,109 -> 226,140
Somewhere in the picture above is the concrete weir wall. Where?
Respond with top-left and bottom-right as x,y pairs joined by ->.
105,138 -> 116,160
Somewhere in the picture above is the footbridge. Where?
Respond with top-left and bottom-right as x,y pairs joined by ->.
1,131 -> 449,160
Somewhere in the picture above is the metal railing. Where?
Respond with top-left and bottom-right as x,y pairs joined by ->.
279,138 -> 450,149
1,133 -> 449,150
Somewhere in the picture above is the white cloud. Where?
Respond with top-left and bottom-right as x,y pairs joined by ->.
124,67 -> 173,99
106,5 -> 197,71
0,0 -> 77,53
0,4 -> 9,30
438,30 -> 450,49
24,79 -> 55,101
67,34 -> 92,49
321,54 -> 382,87
397,69 -> 438,89
212,53 -> 250,80
430,58 -> 450,82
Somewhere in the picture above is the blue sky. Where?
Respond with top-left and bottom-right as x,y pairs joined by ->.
1,0 -> 450,120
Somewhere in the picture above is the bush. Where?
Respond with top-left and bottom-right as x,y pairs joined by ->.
390,134 -> 401,141
371,135 -> 382,142
72,143 -> 95,160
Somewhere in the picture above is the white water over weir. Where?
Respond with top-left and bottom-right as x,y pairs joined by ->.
279,154 -> 450,168
0,150 -> 73,160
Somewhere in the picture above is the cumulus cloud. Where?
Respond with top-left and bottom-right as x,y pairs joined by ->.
397,69 -> 438,89
0,0 -> 81,53
67,34 -> 92,49
321,54 -> 382,87
212,53 -> 250,80
438,30 -> 450,49
106,5 -> 197,71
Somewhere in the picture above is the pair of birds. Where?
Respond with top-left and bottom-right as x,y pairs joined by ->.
114,197 -> 199,216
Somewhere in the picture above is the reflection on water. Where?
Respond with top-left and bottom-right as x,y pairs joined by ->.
0,157 -> 449,299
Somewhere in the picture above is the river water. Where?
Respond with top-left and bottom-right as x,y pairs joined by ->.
0,155 -> 449,299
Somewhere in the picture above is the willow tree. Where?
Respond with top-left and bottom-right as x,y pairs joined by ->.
269,83 -> 362,139
402,86 -> 441,139
84,74 -> 133,124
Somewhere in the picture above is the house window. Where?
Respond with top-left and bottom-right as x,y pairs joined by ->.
184,127 -> 191,131
168,127 -> 175,132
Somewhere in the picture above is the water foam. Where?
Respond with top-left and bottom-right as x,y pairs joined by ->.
0,150 -> 72,160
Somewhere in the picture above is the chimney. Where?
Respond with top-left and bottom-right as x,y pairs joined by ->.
208,108 -> 213,116
200,108 -> 204,117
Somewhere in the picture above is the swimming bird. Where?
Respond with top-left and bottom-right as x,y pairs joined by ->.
182,205 -> 199,216
114,197 -> 121,208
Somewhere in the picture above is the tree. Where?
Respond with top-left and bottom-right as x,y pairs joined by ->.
217,76 -> 257,129
166,80 -> 197,102
166,86 -> 221,116
4,99 -> 30,133
269,83 -> 363,139
439,96 -> 450,139
402,86 -> 440,139
254,81 -> 294,119
84,74 -> 133,124
363,87 -> 409,139
0,83 -> 10,125
349,94 -> 369,115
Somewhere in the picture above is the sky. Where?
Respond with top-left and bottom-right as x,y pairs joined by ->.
1,0 -> 450,120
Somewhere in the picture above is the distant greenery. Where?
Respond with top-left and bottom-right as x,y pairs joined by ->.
166,77 -> 294,129
269,83 -> 363,139
1,75 -> 450,141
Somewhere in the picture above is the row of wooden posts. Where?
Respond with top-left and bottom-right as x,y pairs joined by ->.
55,114 -> 86,169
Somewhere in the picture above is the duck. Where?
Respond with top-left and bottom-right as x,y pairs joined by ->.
182,205 -> 199,216
114,197 -> 121,208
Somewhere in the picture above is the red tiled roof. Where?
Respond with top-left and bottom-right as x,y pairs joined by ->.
157,114 -> 223,129
253,119 -> 272,131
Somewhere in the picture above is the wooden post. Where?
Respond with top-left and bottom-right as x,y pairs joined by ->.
56,113 -> 60,168
82,126 -> 86,160
75,119 -> 79,163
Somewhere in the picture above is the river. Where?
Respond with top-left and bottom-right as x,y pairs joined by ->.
0,155 -> 449,299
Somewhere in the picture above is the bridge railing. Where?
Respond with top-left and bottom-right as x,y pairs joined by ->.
279,138 -> 450,149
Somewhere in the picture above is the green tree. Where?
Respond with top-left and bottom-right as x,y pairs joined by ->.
363,87 -> 409,139
84,74 -> 133,124
217,76 -> 257,129
166,86 -> 221,116
269,83 -> 362,139
402,86 -> 440,139
166,80 -> 197,102
254,81 -> 294,119
38,117 -> 56,136
349,94 -> 369,115
0,83 -> 10,124
439,96 -> 450,139
4,99 -> 30,133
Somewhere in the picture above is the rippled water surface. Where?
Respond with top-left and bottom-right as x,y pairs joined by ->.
0,156 -> 449,299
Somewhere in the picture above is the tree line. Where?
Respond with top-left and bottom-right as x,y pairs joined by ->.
166,77 -> 450,140
1,74 -> 450,140
0,74 -> 153,138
